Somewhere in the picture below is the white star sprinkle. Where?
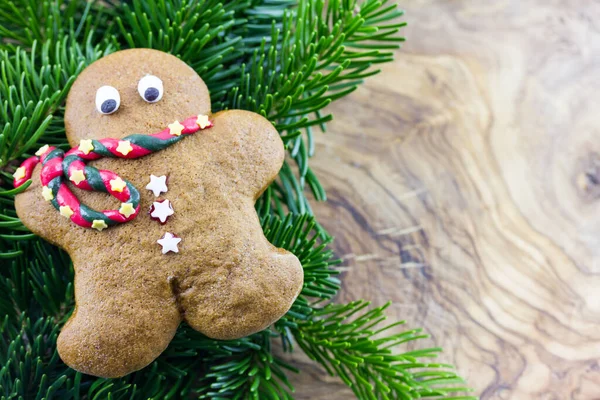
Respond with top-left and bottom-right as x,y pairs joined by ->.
157,232 -> 181,254
146,174 -> 168,197
150,199 -> 174,224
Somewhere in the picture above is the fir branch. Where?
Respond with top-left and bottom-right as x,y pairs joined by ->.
0,315 -> 76,400
218,0 -> 406,215
0,239 -> 72,326
195,330 -> 297,400
293,301 -> 476,400
0,0 -> 113,51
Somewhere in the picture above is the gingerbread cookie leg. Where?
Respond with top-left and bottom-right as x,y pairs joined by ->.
57,257 -> 181,378
176,205 -> 304,339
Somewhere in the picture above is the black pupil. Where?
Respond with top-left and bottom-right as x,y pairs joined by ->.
101,99 -> 117,114
144,87 -> 160,102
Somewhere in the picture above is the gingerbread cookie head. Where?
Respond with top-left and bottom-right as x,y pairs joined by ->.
65,48 -> 211,143
13,49 -> 304,378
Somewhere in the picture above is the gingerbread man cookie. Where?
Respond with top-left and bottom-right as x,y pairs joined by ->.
13,49 -> 304,378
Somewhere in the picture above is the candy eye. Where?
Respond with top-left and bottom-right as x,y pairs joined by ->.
137,75 -> 163,103
95,86 -> 120,115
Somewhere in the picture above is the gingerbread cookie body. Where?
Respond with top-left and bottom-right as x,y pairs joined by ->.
14,49 -> 303,378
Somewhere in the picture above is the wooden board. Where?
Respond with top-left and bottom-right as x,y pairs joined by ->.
284,1 -> 600,398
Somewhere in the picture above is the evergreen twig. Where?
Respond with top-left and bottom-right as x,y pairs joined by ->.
218,0 -> 406,213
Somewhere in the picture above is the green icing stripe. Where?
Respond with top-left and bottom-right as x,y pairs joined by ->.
42,148 -> 64,165
50,198 -> 59,210
84,166 -> 107,192
79,204 -> 114,225
62,155 -> 81,176
125,181 -> 140,208
91,140 -> 112,157
48,177 -> 61,195
125,134 -> 183,152
48,177 -> 61,211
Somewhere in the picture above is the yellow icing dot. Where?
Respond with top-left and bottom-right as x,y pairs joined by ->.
79,139 -> 94,155
91,219 -> 108,231
41,186 -> 54,201
116,140 -> 133,156
168,121 -> 185,136
110,177 -> 127,193
69,169 -> 86,185
59,205 -> 74,218
196,114 -> 210,129
35,144 -> 49,156
119,202 -> 136,218
13,167 -> 26,181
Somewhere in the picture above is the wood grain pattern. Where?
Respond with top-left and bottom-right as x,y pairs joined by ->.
283,1 -> 600,398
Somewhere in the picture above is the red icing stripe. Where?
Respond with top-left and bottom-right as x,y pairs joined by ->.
99,169 -> 130,202
98,138 -> 151,159
96,138 -> 119,155
183,116 -> 205,132
40,157 -> 63,186
152,129 -> 175,141
104,205 -> 140,223
65,147 -> 103,160
123,143 -> 153,158
56,184 -> 92,228
39,147 -> 56,163
13,156 -> 40,187
66,160 -> 93,191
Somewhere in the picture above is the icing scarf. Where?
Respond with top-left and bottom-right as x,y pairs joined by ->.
13,115 -> 212,230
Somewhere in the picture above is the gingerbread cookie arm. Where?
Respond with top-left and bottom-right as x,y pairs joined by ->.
208,110 -> 286,199
14,164 -> 82,250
